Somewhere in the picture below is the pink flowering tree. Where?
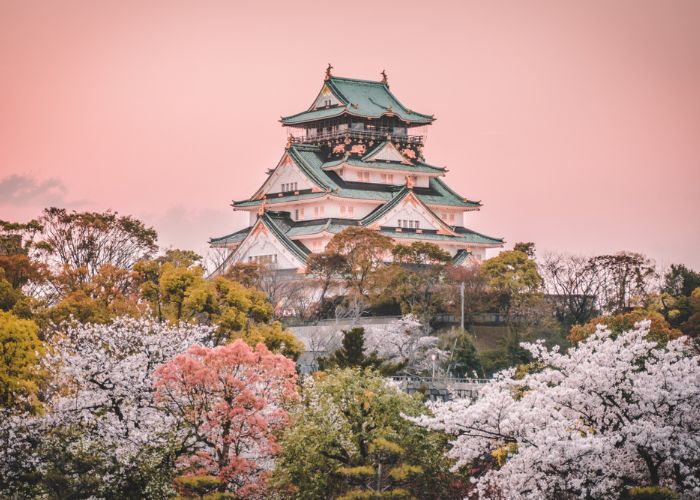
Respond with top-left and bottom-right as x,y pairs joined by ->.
409,320 -> 700,499
1,316 -> 215,497
154,340 -> 298,496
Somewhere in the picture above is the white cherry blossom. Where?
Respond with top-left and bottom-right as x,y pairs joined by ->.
409,321 -> 700,499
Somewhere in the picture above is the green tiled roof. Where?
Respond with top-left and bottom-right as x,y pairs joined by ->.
421,178 -> 481,208
234,144 -> 480,210
361,186 -> 458,235
209,226 -> 251,247
323,157 -> 445,175
234,191 -> 327,207
287,146 -> 335,190
453,226 -> 504,245
260,212 -> 310,262
378,229 -> 502,245
209,210 -> 502,265
361,187 -> 411,226
281,76 -> 434,126
452,249 -> 470,265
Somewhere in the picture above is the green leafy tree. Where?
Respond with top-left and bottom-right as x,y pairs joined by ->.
382,242 -> 451,322
271,369 -> 467,499
36,208 -> 157,294
591,252 -> 657,314
440,329 -> 482,378
325,227 -> 394,299
441,264 -> 497,326
306,251 -> 348,315
481,249 -> 543,320
134,254 -> 301,355
0,219 -> 46,291
681,288 -> 700,338
234,321 -> 303,360
660,264 -> 700,336
480,248 -> 557,372
662,264 -> 700,298
223,262 -> 262,289
512,241 -> 536,258
0,311 -> 44,412
48,264 -> 141,325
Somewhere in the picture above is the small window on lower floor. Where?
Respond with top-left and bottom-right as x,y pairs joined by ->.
248,254 -> 278,265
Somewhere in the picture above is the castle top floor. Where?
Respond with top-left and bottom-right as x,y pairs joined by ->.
281,66 -> 434,147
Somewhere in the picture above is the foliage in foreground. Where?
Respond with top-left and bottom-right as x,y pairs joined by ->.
155,340 -> 298,496
0,317 -> 303,498
271,368 -> 468,499
0,311 -> 44,412
410,321 -> 700,499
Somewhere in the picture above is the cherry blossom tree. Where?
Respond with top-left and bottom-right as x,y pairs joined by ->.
409,321 -> 700,499
1,316 -> 215,497
44,316 -> 214,456
154,340 -> 298,496
364,315 -> 446,375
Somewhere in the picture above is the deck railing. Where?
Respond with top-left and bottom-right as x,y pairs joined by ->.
292,128 -> 424,146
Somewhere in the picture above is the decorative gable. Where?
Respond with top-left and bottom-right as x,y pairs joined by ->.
310,84 -> 342,110
226,219 -> 306,271
364,190 -> 456,235
363,142 -> 412,165
252,152 -> 324,199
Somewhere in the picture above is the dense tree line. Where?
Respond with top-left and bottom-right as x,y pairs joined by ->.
1,208 -> 698,499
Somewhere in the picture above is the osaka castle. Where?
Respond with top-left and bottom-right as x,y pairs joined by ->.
210,66 -> 503,273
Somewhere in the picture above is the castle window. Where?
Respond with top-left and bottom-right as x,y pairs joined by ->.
358,171 -> 370,182
249,254 -> 278,265
356,171 -> 370,182
398,219 -> 420,229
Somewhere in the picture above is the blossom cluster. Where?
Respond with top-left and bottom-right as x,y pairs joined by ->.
409,321 -> 700,498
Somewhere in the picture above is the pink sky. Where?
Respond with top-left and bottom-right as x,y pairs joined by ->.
1,0 -> 699,269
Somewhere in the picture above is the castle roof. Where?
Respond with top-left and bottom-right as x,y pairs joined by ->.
235,144 -> 479,209
210,212 -> 504,250
281,76 -> 434,126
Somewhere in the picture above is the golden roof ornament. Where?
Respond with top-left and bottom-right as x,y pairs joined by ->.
286,133 -> 294,149
257,201 -> 267,216
381,69 -> 388,85
325,63 -> 333,80
405,175 -> 415,190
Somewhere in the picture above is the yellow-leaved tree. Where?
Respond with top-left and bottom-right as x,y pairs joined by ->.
0,311 -> 44,413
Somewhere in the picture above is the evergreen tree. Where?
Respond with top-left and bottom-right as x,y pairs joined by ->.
318,327 -> 388,372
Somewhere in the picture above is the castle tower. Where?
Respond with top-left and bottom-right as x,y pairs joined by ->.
210,68 -> 503,273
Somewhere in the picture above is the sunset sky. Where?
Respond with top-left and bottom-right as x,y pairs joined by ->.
1,0 -> 699,268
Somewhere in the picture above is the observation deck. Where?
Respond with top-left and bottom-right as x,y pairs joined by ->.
290,127 -> 424,147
